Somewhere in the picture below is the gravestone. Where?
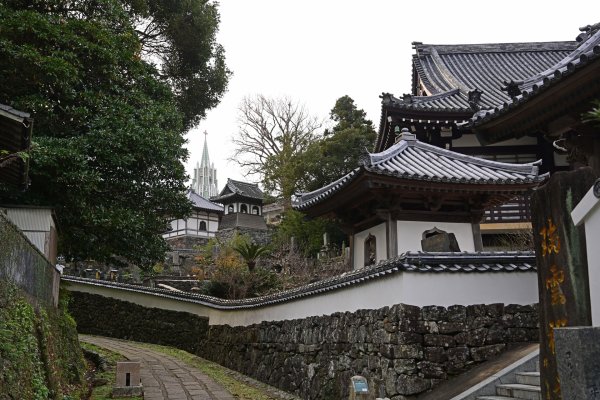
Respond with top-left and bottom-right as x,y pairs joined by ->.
421,227 -> 460,252
554,326 -> 600,399
531,168 -> 596,400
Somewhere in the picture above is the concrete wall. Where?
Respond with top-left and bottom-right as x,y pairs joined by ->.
0,213 -> 59,306
63,270 -> 538,327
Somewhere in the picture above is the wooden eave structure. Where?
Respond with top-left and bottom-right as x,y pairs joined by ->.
375,40 -> 577,153
472,57 -> 600,145
377,98 -> 472,152
301,171 -> 538,233
0,104 -> 32,189
295,135 -> 545,233
469,25 -> 600,145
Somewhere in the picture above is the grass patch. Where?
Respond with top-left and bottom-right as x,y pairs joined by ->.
80,342 -> 142,400
137,342 -> 280,400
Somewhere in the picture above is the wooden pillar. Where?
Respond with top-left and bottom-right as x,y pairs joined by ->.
471,223 -> 483,251
387,215 -> 398,259
531,168 -> 597,400
348,234 -> 354,268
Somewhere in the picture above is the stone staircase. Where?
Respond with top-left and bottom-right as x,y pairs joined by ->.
477,370 -> 541,400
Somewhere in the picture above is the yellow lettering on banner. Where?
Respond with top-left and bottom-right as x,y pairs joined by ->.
539,218 -> 560,256
545,265 -> 566,305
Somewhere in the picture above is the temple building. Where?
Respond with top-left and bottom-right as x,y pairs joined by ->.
375,23 -> 600,241
294,130 -> 545,269
468,23 -> 600,175
191,131 -> 219,199
211,179 -> 267,231
163,189 -> 223,247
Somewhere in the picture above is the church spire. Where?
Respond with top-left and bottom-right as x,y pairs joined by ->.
192,130 -> 218,199
200,131 -> 210,168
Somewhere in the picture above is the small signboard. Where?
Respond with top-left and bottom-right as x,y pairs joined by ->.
353,380 -> 368,393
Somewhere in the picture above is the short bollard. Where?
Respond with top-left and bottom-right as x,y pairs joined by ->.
349,375 -> 371,400
112,361 -> 143,397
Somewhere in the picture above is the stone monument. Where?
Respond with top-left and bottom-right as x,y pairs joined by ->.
554,326 -> 600,400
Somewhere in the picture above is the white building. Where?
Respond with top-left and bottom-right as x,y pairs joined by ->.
191,132 -> 218,199
163,190 -> 223,242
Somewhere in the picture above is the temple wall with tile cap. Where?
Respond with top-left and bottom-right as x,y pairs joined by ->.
63,251 -> 539,327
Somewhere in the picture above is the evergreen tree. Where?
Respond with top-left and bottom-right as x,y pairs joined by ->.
0,0 -> 229,267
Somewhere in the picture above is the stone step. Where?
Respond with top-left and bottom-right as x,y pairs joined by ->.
515,372 -> 540,386
496,383 -> 541,400
477,397 -> 517,400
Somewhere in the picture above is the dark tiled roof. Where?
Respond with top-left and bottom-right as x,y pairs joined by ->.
188,190 -> 223,213
212,179 -> 264,202
295,132 -> 545,211
404,41 -> 576,111
61,251 -> 535,310
468,25 -> 600,127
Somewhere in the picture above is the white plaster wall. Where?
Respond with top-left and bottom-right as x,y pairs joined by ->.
586,208 -> 600,326
572,187 -> 600,326
397,220 -> 475,253
353,222 -> 387,269
65,270 -> 538,327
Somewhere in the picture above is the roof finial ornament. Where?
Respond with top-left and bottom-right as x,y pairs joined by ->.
467,88 -> 483,111
501,80 -> 523,98
577,22 -> 600,44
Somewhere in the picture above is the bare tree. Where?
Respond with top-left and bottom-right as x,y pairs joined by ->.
231,95 -> 322,200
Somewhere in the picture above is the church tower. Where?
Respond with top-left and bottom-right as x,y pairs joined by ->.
191,131 -> 218,199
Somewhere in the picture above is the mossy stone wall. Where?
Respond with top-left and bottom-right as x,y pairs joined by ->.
0,281 -> 86,399
68,291 -> 209,354
0,213 -> 59,306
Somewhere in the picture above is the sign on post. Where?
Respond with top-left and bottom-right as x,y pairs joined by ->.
531,168 -> 596,400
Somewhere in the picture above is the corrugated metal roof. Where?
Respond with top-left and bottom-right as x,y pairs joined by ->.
1,207 -> 55,232
295,132 -> 545,211
61,251 -> 535,310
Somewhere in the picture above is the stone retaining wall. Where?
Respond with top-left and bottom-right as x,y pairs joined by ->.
0,213 -> 59,306
199,303 -> 539,400
67,291 -> 209,354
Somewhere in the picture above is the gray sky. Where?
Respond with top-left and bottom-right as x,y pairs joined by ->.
185,0 -> 597,191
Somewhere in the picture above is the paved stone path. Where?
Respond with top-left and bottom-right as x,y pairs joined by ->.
80,335 -> 236,400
